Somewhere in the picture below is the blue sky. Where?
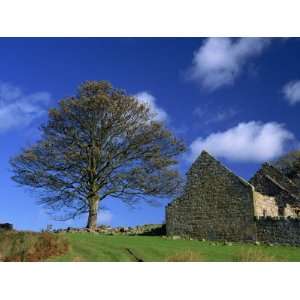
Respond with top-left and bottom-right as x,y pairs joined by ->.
1,38 -> 300,230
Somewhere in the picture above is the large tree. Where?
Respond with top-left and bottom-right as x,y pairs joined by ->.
10,81 -> 185,229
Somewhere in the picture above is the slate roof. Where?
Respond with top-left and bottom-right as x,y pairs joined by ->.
250,163 -> 300,203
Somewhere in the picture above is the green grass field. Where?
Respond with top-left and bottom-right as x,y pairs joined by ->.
50,233 -> 300,262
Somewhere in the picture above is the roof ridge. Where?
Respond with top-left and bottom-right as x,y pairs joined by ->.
261,163 -> 298,187
264,174 -> 299,200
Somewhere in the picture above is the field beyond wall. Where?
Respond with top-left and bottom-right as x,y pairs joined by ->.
50,233 -> 300,262
2,231 -> 300,262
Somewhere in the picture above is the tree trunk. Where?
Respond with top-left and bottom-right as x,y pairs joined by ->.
86,195 -> 99,229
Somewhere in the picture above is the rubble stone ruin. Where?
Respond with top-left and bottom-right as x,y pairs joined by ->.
166,151 -> 300,245
0,223 -> 13,231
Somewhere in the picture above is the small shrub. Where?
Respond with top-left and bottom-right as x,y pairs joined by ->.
236,249 -> 275,262
0,231 -> 69,262
166,250 -> 204,262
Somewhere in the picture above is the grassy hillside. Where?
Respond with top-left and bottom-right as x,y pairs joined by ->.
51,233 -> 300,262
2,231 -> 300,262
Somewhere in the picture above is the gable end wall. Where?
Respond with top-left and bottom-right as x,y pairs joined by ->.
166,152 -> 257,241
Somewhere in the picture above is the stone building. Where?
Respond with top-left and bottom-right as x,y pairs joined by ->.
166,151 -> 300,244
250,163 -> 300,218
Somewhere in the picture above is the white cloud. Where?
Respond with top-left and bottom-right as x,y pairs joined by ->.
98,210 -> 112,225
282,80 -> 300,105
189,121 -> 295,162
134,91 -> 168,122
0,82 -> 51,132
189,38 -> 271,90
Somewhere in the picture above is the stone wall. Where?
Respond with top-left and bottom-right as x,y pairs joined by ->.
166,151 -> 300,245
0,223 -> 13,231
284,204 -> 300,218
256,217 -> 300,245
250,164 -> 299,217
253,191 -> 278,217
166,151 -> 257,242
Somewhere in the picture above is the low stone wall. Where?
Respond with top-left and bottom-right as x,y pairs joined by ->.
53,224 -> 165,235
0,223 -> 13,231
256,217 -> 300,245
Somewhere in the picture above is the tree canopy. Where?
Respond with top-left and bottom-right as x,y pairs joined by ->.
10,81 -> 186,228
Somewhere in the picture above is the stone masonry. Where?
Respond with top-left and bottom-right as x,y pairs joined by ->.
250,163 -> 300,217
256,218 -> 300,246
166,151 -> 300,245
166,151 -> 257,242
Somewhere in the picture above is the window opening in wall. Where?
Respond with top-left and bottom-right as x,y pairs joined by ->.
278,206 -> 284,216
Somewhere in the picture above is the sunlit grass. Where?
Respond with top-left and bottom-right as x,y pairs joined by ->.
50,233 -> 300,262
